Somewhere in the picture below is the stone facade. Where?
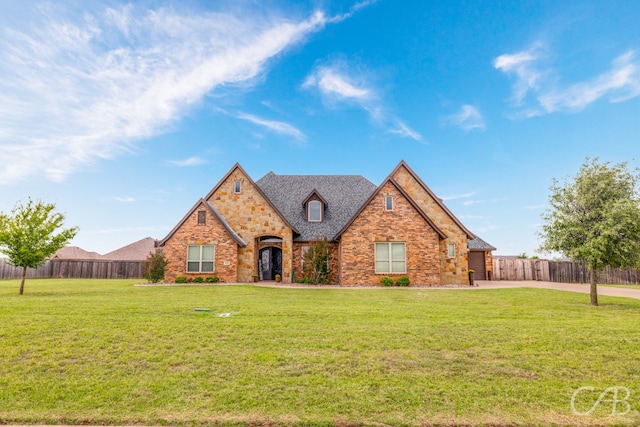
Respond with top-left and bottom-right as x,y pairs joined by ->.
206,166 -> 293,283
392,165 -> 471,285
339,181 -> 441,286
163,201 -> 238,283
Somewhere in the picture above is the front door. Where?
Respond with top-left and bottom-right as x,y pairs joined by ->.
258,247 -> 282,280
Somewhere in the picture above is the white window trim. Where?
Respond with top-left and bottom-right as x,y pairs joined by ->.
448,243 -> 456,258
307,200 -> 322,222
375,242 -> 406,274
187,244 -> 215,273
385,195 -> 393,211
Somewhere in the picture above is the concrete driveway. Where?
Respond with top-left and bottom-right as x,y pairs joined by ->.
476,280 -> 640,300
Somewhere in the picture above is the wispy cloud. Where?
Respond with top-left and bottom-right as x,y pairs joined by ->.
89,226 -> 165,235
114,196 -> 135,202
442,105 -> 486,132
236,112 -> 306,142
303,58 -> 422,141
0,3 -> 330,184
167,156 -> 207,167
495,44 -> 640,115
442,191 -> 476,201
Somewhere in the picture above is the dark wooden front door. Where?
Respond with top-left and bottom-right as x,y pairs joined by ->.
258,247 -> 282,280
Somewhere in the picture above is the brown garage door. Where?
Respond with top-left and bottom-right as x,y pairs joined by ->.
468,251 -> 486,280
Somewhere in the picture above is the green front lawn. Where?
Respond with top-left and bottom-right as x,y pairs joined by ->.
1,279 -> 639,426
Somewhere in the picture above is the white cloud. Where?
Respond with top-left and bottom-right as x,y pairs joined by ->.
495,44 -> 640,115
442,105 -> 486,132
493,43 -> 544,104
387,120 -> 423,142
0,3 -> 329,184
303,59 -> 421,141
114,196 -> 135,202
236,112 -> 306,142
442,191 -> 476,201
167,156 -> 207,167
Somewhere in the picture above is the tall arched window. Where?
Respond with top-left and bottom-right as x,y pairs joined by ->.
308,200 -> 322,222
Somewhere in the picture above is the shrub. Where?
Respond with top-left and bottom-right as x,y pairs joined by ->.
193,277 -> 204,283
381,276 -> 394,287
175,276 -> 187,283
297,277 -> 311,284
396,276 -> 410,287
205,276 -> 220,283
143,249 -> 168,283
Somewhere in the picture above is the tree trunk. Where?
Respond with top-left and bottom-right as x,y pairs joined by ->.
589,267 -> 598,307
19,266 -> 26,295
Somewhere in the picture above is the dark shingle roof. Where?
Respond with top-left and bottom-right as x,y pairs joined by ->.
467,236 -> 497,251
256,172 -> 377,241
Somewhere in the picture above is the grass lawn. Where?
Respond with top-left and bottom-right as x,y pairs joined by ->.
1,279 -> 639,427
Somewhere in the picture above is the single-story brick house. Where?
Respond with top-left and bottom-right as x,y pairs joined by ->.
159,161 -> 495,285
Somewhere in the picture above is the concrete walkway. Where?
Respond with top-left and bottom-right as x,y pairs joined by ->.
476,280 -> 640,300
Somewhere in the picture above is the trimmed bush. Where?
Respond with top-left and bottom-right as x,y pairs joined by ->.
193,277 -> 204,283
297,277 -> 311,284
205,276 -> 220,283
396,276 -> 410,287
175,276 -> 187,283
381,276 -> 394,287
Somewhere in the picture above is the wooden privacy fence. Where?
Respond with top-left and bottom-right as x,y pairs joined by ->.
0,259 -> 145,280
492,257 -> 640,285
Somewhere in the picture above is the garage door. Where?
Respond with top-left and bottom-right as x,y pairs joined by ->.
468,251 -> 486,280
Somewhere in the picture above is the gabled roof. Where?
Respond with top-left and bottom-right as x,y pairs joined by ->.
391,160 -> 475,240
302,189 -> 329,207
334,177 -> 447,240
159,198 -> 246,247
103,237 -> 157,261
468,236 -> 497,251
204,163 -> 299,234
51,246 -> 103,260
256,173 -> 377,242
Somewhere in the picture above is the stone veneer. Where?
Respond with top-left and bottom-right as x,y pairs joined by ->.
163,201 -> 238,282
339,181 -> 441,286
207,167 -> 293,283
392,165 -> 470,285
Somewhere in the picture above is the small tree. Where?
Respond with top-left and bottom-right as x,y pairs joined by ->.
144,249 -> 168,283
0,199 -> 78,295
303,238 -> 334,285
539,158 -> 640,306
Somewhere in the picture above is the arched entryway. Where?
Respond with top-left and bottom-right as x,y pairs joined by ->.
258,246 -> 282,280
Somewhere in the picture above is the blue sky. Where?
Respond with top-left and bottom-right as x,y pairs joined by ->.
1,0 -> 639,257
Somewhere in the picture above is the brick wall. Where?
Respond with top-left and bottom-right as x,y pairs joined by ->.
339,181 -> 441,286
207,167 -> 293,283
292,241 -> 339,284
163,201 -> 238,282
392,165 -> 470,285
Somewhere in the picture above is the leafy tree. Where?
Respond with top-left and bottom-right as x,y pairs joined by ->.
143,249 -> 168,283
0,199 -> 78,295
303,238 -> 334,285
539,158 -> 640,306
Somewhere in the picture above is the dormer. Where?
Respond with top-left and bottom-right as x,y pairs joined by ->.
302,189 -> 328,223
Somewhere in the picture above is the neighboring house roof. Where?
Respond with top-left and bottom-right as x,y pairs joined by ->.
256,172 -> 378,242
467,236 -> 497,251
159,198 -> 247,247
334,177 -> 448,240
103,237 -> 158,261
51,246 -> 103,260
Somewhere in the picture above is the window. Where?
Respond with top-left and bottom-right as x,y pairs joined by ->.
385,195 -> 393,211
187,245 -> 215,272
308,200 -> 322,222
375,242 -> 406,273
234,180 -> 241,193
448,243 -> 456,258
197,210 -> 206,225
